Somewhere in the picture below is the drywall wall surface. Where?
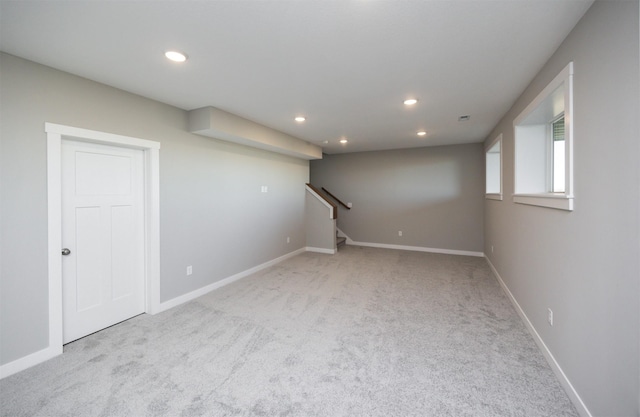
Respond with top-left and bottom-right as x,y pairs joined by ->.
483,1 -> 639,415
158,134 -> 308,301
310,144 -> 484,253
0,53 -> 309,366
188,106 -> 323,160
305,191 -> 336,252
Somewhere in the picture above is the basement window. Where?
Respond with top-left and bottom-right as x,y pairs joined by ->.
485,134 -> 502,200
551,115 -> 565,192
513,62 -> 574,211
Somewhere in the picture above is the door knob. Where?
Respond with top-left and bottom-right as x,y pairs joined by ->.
61,248 -> 71,256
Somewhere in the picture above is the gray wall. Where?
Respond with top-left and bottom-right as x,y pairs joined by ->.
483,1 -> 639,416
305,191 -> 337,252
0,53 -> 309,365
310,144 -> 484,253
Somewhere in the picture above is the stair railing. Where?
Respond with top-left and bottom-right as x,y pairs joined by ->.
306,183 -> 337,219
321,187 -> 351,210
305,183 -> 339,253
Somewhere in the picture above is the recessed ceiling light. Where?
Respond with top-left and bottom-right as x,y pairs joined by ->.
458,115 -> 471,121
323,140 -> 329,144
294,116 -> 306,122
417,131 -> 427,136
404,99 -> 418,105
340,139 -> 348,144
165,51 -> 188,62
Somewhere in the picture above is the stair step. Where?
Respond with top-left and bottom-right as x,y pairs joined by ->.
337,236 -> 347,247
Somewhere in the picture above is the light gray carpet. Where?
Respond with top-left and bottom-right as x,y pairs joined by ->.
1,246 -> 579,417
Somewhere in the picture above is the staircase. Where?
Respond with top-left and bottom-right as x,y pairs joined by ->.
305,183 -> 349,253
337,233 -> 346,248
321,187 -> 349,250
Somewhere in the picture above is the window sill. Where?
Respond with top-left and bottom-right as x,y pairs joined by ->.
485,193 -> 503,201
513,194 -> 574,211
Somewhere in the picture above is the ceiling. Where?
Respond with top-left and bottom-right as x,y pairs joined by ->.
0,0 -> 593,154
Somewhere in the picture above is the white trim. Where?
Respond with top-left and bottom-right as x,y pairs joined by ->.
513,62 -> 574,210
35,123 -> 161,378
0,346 -> 61,379
513,194 -> 574,211
346,240 -> 484,257
145,147 -> 162,314
157,248 -> 306,313
563,71 -> 574,198
513,62 -> 573,127
45,123 -> 161,150
485,133 -> 503,199
47,131 -> 64,357
305,247 -> 337,255
485,256 -> 592,417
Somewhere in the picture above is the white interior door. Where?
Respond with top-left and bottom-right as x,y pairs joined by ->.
61,139 -> 145,343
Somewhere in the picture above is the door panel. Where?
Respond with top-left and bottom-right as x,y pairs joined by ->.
111,205 -> 136,301
74,206 -> 103,312
62,140 -> 145,343
75,151 -> 133,196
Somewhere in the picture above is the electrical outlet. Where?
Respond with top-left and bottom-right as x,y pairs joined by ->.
398,231 -> 403,237
287,236 -> 290,243
491,245 -> 494,253
548,308 -> 553,326
187,265 -> 193,276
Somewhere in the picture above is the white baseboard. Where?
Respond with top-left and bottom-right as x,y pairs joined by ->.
484,256 -> 592,417
1,248 -> 308,379
157,248 -> 307,313
0,344 -> 62,380
305,246 -> 337,255
345,239 -> 484,257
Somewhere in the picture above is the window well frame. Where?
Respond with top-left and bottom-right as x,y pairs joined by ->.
485,133 -> 503,201
513,62 -> 574,211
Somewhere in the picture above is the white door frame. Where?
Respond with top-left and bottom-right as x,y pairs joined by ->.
46,123 -> 161,353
